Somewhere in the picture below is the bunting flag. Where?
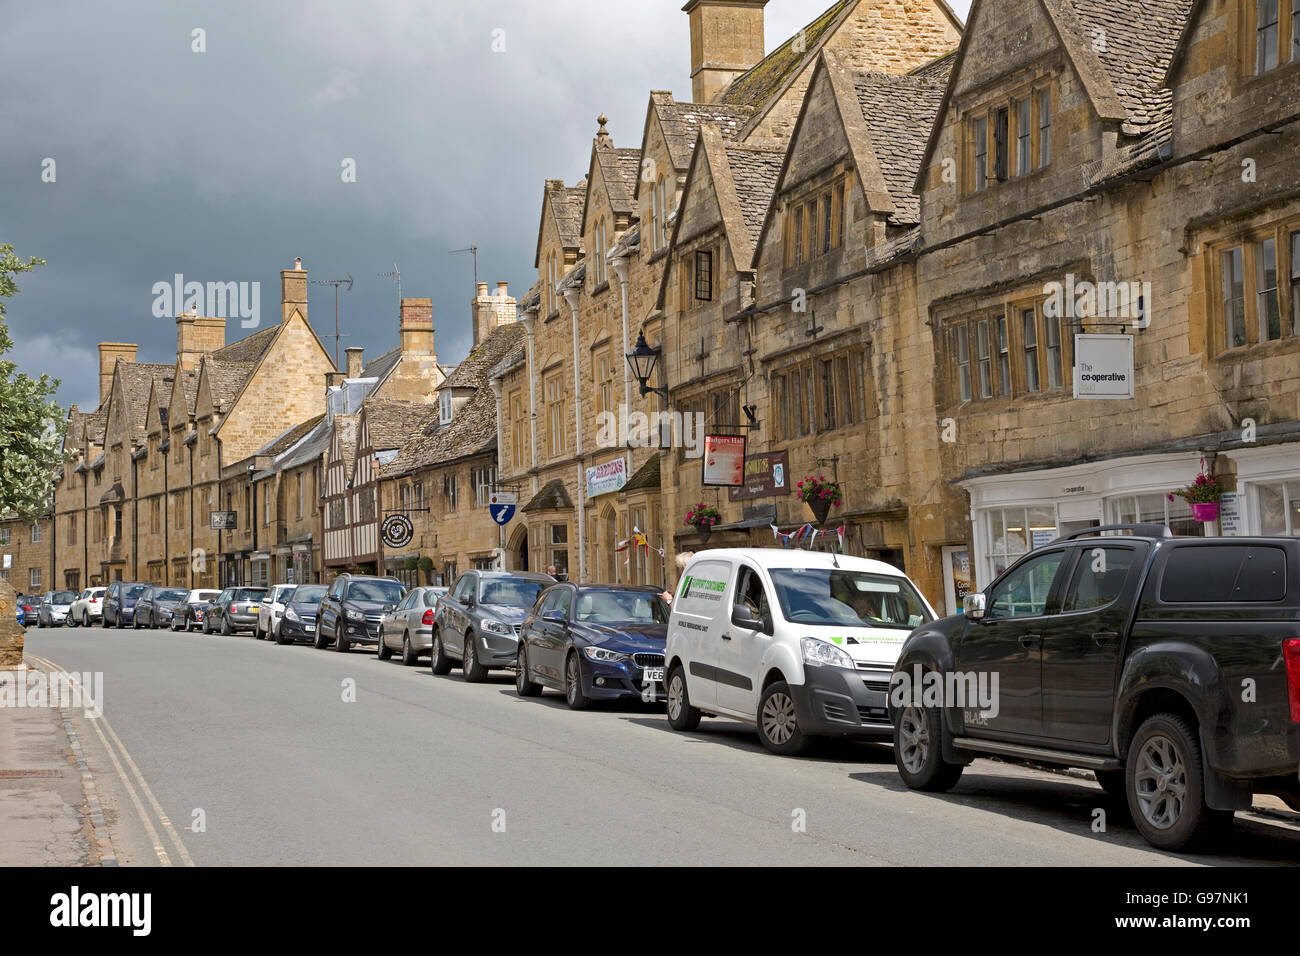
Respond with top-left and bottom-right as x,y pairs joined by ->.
769,523 -> 848,550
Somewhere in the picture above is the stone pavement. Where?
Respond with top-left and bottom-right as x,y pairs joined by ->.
0,665 -> 109,866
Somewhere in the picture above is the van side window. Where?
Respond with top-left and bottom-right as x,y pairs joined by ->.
1061,547 -> 1136,612
1160,546 -> 1287,603
735,566 -> 771,619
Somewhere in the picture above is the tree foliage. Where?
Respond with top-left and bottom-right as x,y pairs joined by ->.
0,244 -> 66,520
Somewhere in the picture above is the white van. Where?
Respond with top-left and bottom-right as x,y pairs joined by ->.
664,548 -> 937,755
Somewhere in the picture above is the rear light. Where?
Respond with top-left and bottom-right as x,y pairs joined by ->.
90,597 -> 99,603
1284,639 -> 1300,723
422,609 -> 435,626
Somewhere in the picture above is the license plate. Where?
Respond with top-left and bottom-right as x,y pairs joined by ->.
642,667 -> 665,683
249,606 -> 259,612
305,624 -> 315,631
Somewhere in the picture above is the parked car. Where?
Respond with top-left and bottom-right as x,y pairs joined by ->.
516,584 -> 670,709
431,571 -> 554,681
36,590 -> 77,627
68,587 -> 107,627
134,586 -> 190,628
103,582 -> 151,628
377,586 -> 442,666
15,594 -> 35,628
892,524 -> 1300,852
203,587 -> 268,635
254,584 -> 298,641
316,575 -> 407,652
663,548 -> 936,756
277,585 -> 326,645
169,589 -> 221,631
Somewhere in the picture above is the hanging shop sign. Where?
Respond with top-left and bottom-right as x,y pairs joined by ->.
1073,334 -> 1135,400
381,514 -> 414,549
702,435 -> 746,487
730,450 -> 791,502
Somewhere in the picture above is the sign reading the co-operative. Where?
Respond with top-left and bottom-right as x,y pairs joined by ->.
209,511 -> 237,531
381,514 -> 414,549
702,435 -> 746,487
585,458 -> 627,498
1073,334 -> 1134,400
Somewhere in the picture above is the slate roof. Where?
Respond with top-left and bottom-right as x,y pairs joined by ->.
361,399 -> 434,452
381,323 -> 526,478
557,260 -> 587,294
549,184 -> 587,249
622,453 -> 661,493
255,413 -> 326,459
117,363 -> 175,442
517,280 -> 542,315
361,346 -> 400,383
607,223 -> 641,261
853,67 -> 951,225
1067,0 -> 1192,137
651,93 -> 751,170
85,409 -> 107,444
724,143 -> 786,248
522,478 -> 574,513
716,0 -> 857,110
596,147 -> 643,215
203,360 -> 257,411
907,49 -> 958,82
176,368 -> 200,416
334,416 -> 359,474
211,325 -> 278,365
63,407 -> 92,454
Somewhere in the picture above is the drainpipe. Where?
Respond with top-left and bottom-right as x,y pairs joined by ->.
563,284 -> 586,583
489,377 -> 505,563
520,306 -> 539,498
188,440 -> 195,589
132,454 -> 139,580
610,253 -> 633,479
81,462 -> 88,586
162,438 -> 169,584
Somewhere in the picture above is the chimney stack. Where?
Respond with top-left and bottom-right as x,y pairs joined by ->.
472,282 -> 517,346
281,257 -> 308,323
345,347 -> 364,379
399,298 -> 436,359
97,343 -> 138,406
176,313 -> 227,370
684,0 -> 769,104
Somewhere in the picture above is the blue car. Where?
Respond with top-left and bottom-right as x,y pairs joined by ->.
515,584 -> 670,709
15,595 -> 37,627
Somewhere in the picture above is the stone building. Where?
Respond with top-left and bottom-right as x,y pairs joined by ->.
0,515 -> 53,596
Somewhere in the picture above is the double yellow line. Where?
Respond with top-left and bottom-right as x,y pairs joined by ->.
27,654 -> 195,867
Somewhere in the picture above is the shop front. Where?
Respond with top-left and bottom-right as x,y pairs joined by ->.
1225,442 -> 1300,537
960,451 -> 1209,590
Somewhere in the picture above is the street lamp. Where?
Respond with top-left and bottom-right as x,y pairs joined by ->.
626,331 -> 667,398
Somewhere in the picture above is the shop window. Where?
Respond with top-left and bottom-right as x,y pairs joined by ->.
1256,480 -> 1300,535
1108,493 -> 1204,538
984,506 -> 1059,578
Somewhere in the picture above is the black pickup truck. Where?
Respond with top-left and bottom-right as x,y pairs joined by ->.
891,525 -> 1300,851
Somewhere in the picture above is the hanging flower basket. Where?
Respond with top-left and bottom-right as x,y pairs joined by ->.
797,476 -> 842,527
1189,501 -> 1220,522
684,502 -> 720,542
1169,465 -> 1222,524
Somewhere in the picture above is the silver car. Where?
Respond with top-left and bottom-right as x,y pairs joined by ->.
430,571 -> 554,681
378,586 -> 442,666
36,590 -> 77,627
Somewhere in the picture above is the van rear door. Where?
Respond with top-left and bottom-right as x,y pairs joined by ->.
672,558 -> 735,711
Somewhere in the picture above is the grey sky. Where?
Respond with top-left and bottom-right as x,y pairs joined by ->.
1,0 -> 970,414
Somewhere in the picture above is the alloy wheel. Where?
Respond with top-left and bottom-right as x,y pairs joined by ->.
667,673 -> 684,721
1135,733 -> 1187,830
566,655 -> 579,704
898,706 -> 930,775
760,690 -> 797,745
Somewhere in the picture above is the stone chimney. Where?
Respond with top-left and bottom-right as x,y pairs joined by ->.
281,257 -> 308,323
325,371 -> 346,389
98,343 -> 138,406
345,347 -> 364,379
176,311 -> 227,371
684,0 -> 769,104
472,281 -> 517,346
399,298 -> 436,358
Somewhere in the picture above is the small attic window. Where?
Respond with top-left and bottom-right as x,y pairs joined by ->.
439,391 -> 453,425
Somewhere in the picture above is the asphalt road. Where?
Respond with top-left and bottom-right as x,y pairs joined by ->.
22,625 -> 1300,866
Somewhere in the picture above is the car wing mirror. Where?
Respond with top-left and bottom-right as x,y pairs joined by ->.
963,592 -> 987,621
730,604 -> 767,633
542,610 -> 565,624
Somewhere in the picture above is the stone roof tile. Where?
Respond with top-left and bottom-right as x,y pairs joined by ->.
853,67 -> 951,225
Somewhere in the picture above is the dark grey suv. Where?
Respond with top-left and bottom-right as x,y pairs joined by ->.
316,574 -> 407,652
431,571 -> 554,681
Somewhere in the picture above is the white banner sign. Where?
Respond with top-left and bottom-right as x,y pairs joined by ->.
1073,333 -> 1134,399
585,458 -> 627,498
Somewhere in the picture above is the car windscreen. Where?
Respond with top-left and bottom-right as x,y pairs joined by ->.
347,581 -> 405,603
574,589 -> 669,624
192,591 -> 220,603
52,591 -> 77,604
768,568 -> 933,629
158,589 -> 189,602
479,579 -> 546,608
233,589 -> 267,602
124,585 -> 148,598
290,586 -> 326,605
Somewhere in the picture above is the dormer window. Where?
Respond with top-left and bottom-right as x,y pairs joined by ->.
439,391 -> 453,425
967,87 -> 1051,194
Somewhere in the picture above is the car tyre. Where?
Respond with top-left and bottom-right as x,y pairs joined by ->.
377,627 -> 393,661
220,614 -> 232,636
334,625 -> 350,653
254,622 -> 265,641
275,626 -> 292,646
400,632 -> 417,667
666,665 -> 701,731
430,631 -> 452,675
564,651 -> 590,710
516,645 -> 542,697
894,701 -> 964,791
462,633 -> 488,683
313,623 -> 329,650
757,681 -> 812,757
1126,713 -> 1233,852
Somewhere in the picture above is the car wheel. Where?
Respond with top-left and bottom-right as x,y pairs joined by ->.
132,613 -> 140,629
83,612 -> 91,627
894,702 -> 964,790
68,613 -> 78,628
334,625 -> 350,653
36,615 -> 45,628
757,681 -> 811,756
115,613 -> 124,629
220,614 -> 232,636
377,627 -> 393,661
275,626 -> 291,646
462,633 -> 487,683
564,651 -> 589,710
665,665 -> 701,731
1126,713 -> 1233,852
516,645 -> 542,697
430,631 -> 452,675
400,632 -> 417,667
254,622 -> 265,641
313,624 -> 329,650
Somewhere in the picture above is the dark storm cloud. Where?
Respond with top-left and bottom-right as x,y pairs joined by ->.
1,0 -> 968,412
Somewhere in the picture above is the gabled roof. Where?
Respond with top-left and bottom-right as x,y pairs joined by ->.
623,453 -> 661,493
359,399 -> 433,452
202,360 -> 257,412
173,367 -> 200,418
645,93 -> 752,173
589,146 -> 642,224
114,362 -> 174,444
255,413 -> 326,459
382,323 -> 525,479
725,142 -> 786,250
853,67 -> 950,225
332,416 -> 359,475
211,325 -> 278,365
63,407 -> 92,456
361,346 -> 401,384
84,408 -> 107,445
534,181 -> 587,268
522,478 -> 574,513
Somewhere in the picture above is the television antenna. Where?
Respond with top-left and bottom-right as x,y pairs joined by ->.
449,245 -> 479,289
309,273 -> 353,368
377,263 -> 402,314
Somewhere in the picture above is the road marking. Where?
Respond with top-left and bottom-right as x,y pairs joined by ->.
29,654 -> 196,867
